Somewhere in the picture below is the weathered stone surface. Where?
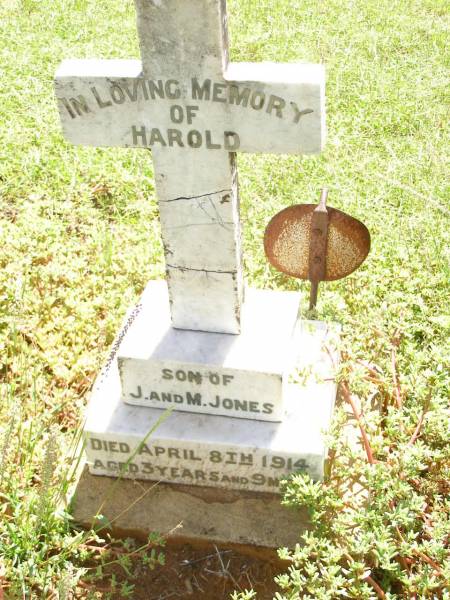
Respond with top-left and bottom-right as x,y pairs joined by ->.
54,60 -> 325,155
118,281 -> 302,421
84,317 -> 338,492
155,148 -> 243,334
70,465 -> 310,548
54,0 -> 325,334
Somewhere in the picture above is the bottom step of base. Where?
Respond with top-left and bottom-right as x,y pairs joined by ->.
69,465 -> 310,548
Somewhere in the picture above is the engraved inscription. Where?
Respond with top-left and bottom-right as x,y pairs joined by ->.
125,365 -> 276,416
131,125 -> 241,150
161,368 -> 234,385
127,385 -> 275,415
60,78 -> 314,129
87,436 -> 311,492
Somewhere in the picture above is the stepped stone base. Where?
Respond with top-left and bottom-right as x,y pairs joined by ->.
71,283 -> 339,547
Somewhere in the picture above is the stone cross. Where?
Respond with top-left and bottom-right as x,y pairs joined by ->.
55,0 -> 325,334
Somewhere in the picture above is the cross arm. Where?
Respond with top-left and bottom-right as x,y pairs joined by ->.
224,62 -> 325,154
55,59 -> 325,155
55,59 -> 145,147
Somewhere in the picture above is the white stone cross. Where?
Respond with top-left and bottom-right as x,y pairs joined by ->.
55,0 -> 325,334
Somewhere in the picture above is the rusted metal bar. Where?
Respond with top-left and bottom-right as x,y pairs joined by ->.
308,188 -> 329,310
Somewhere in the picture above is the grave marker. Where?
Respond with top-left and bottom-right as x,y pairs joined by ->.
57,0 -> 337,547
55,0 -> 325,334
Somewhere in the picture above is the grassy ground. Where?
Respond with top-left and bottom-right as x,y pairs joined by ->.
0,0 -> 448,597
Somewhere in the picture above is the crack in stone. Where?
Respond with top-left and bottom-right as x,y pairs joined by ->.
197,196 -> 225,227
166,264 -> 237,275
165,222 -> 234,230
164,189 -> 232,203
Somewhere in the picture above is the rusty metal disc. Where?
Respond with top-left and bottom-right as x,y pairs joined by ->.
264,204 -> 370,281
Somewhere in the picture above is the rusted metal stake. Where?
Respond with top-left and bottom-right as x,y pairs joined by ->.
308,188 -> 329,310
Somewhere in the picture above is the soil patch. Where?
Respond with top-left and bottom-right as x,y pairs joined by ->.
107,539 -> 285,599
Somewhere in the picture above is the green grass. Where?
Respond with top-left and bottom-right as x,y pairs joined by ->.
0,0 -> 449,597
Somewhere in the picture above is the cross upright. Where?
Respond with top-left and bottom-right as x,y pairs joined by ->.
55,0 -> 325,334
